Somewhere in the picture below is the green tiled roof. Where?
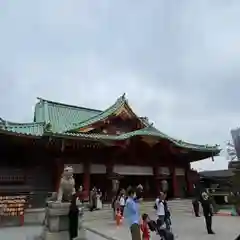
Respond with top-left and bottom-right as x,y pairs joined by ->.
0,119 -> 44,136
34,98 -> 102,133
0,95 -> 221,156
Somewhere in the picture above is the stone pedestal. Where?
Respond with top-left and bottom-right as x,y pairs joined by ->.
39,201 -> 86,240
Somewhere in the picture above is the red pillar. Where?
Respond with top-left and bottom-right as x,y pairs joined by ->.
172,167 -> 180,198
83,162 -> 90,201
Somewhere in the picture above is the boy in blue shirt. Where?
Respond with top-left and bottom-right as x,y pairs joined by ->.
124,188 -> 141,240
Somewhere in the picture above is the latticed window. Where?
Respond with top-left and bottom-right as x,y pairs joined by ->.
0,174 -> 25,183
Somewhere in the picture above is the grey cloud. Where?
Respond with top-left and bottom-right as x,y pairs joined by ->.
0,0 -> 240,170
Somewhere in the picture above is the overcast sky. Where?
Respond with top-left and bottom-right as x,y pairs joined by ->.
0,1 -> 240,171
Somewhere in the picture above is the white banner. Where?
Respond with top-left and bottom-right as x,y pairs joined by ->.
90,164 -> 106,174
113,165 -> 153,176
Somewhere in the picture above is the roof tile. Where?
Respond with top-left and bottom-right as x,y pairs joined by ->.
34,98 -> 101,133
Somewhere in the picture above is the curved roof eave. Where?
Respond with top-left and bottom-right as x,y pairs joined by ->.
49,126 -> 221,153
0,118 -> 45,136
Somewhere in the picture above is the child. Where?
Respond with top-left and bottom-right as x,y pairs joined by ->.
141,213 -> 151,240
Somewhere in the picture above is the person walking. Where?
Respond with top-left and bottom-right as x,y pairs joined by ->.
96,189 -> 103,210
192,184 -> 200,217
124,187 -> 141,240
163,193 -> 171,231
90,187 -> 97,211
154,192 -> 165,228
119,193 -> 126,217
199,188 -> 215,234
68,194 -> 79,240
192,198 -> 200,217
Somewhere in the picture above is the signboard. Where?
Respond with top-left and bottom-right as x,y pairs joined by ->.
0,195 -> 27,217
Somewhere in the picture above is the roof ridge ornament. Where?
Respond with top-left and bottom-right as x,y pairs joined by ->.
44,122 -> 52,132
117,93 -> 126,103
37,97 -> 45,104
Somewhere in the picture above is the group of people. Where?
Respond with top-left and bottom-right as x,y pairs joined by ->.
122,184 -> 218,240
89,187 -> 103,211
122,185 -> 172,240
112,189 -> 127,219
68,182 -> 220,240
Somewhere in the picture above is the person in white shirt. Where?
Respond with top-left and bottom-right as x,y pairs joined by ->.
155,192 -> 165,227
119,193 -> 126,216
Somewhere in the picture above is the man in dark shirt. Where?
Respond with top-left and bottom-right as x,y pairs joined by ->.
199,189 -> 215,234
192,185 -> 200,217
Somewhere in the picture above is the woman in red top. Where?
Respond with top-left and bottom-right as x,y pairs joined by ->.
141,214 -> 150,240
76,186 -> 84,203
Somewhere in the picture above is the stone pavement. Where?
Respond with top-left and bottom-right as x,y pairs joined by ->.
85,211 -> 240,240
1,208 -> 239,240
0,225 -> 106,240
23,199 -> 193,225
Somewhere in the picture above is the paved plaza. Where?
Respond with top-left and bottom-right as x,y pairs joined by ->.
0,225 -> 106,240
0,210 -> 239,240
85,211 -> 240,240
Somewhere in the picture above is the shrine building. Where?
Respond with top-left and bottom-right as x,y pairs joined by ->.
0,94 -> 220,207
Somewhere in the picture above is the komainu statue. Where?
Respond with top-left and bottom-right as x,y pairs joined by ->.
57,166 -> 76,202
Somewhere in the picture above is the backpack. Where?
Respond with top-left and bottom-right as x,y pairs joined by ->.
154,199 -> 160,210
158,228 -> 174,240
154,203 -> 157,210
163,200 -> 171,218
